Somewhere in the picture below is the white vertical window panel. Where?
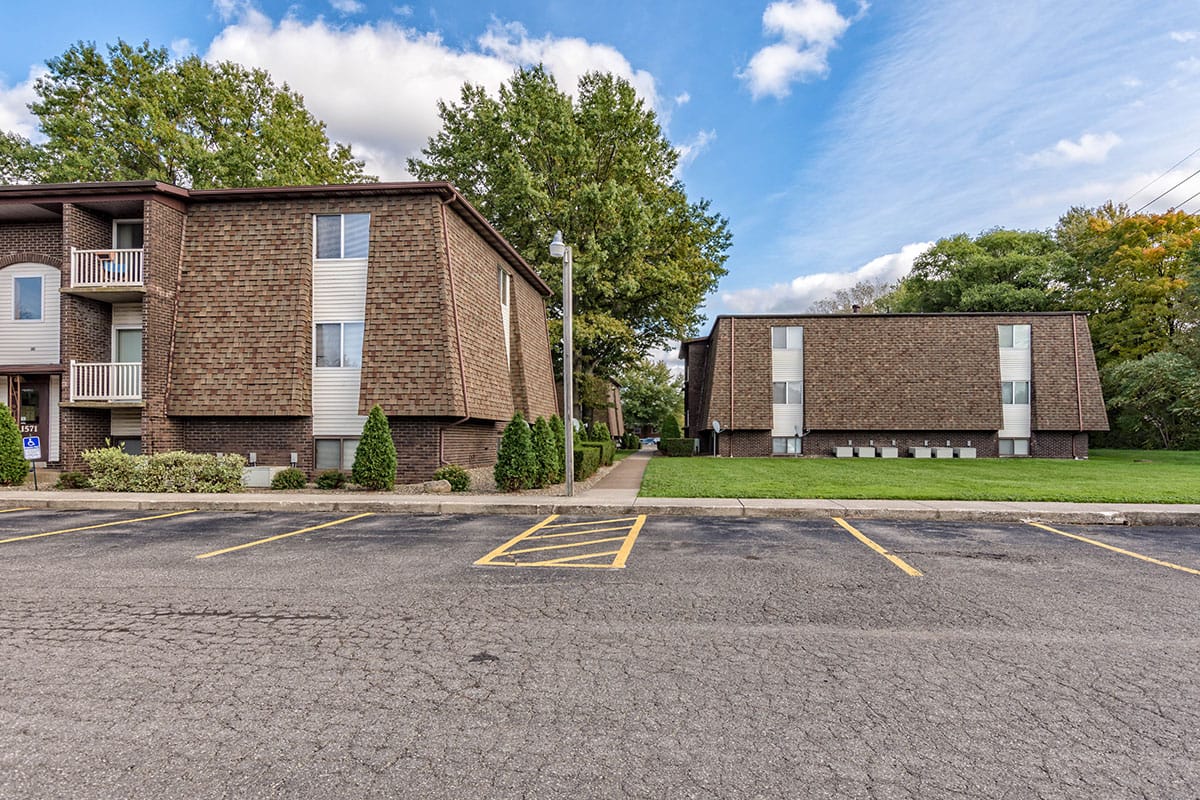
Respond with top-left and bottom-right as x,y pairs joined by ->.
771,348 -> 804,381
1000,405 -> 1031,438
312,371 -> 368,436
49,375 -> 60,462
772,405 -> 805,437
771,325 -> 804,435
999,347 -> 1031,381
314,262 -> 368,318
0,264 -> 60,364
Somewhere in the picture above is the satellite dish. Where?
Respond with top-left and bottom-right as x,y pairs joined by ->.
712,419 -> 722,433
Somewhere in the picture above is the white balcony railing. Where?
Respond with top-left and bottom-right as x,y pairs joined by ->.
70,361 -> 142,402
70,248 -> 145,288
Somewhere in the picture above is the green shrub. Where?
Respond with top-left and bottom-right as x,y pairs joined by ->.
621,432 -> 640,450
588,421 -> 611,442
55,471 -> 90,489
81,447 -> 245,492
433,464 -> 470,492
660,438 -> 697,457
574,444 -> 601,480
530,417 -> 557,488
550,415 -> 566,482
660,414 -> 682,440
587,438 -> 616,466
0,410 -> 29,486
271,467 -> 307,490
495,412 -> 536,491
352,404 -> 397,491
315,470 -> 347,490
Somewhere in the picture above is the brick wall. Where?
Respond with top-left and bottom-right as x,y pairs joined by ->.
387,417 -> 442,484
61,204 -> 112,289
683,340 -> 708,437
142,198 -> 186,453
1032,431 -> 1090,459
440,420 -> 502,469
803,430 -> 999,457
59,407 -> 110,471
510,260 -> 559,421
0,222 -> 63,267
181,417 -> 314,472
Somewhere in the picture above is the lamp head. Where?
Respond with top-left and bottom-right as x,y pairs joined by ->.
549,230 -> 565,259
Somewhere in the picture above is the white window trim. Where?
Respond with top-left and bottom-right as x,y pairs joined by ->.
314,321 -> 364,368
1001,380 -> 1031,405
314,213 -> 370,261
112,326 -> 143,363
112,218 -> 145,249
12,275 -> 43,322
498,266 -> 512,366
315,436 -> 360,471
772,380 -> 804,404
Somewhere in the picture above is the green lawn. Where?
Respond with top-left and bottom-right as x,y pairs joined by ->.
639,449 -> 1200,503
614,448 -> 641,462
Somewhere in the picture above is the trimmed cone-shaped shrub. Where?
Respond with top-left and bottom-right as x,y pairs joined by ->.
352,405 -> 397,490
0,410 -> 31,486
660,414 -> 682,440
550,415 -> 566,482
588,421 -> 611,442
531,416 -> 557,488
494,412 -> 536,491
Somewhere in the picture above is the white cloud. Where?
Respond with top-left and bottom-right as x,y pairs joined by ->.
674,91 -> 690,106
0,67 -> 42,140
170,38 -> 196,58
204,7 -> 663,180
331,0 -> 365,12
739,0 -> 860,99
721,241 -> 931,313
1027,132 -> 1121,167
1176,56 -> 1200,74
1169,30 -> 1198,42
676,129 -> 716,168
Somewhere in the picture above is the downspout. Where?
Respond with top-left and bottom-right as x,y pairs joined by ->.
728,317 -> 735,457
1072,313 -> 1084,458
439,196 -> 472,465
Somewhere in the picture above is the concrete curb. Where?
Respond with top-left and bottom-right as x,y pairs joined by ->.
2,490 -> 1200,525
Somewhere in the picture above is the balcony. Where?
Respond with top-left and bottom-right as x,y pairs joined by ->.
69,361 -> 142,404
67,248 -> 145,301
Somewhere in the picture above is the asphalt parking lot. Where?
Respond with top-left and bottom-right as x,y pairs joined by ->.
1,509 -> 1197,799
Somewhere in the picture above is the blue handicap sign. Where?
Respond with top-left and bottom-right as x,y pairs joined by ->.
23,437 -> 39,449
23,436 -> 40,459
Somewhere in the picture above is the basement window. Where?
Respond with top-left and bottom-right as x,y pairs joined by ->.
315,437 -> 360,471
772,437 -> 802,455
999,438 -> 1029,457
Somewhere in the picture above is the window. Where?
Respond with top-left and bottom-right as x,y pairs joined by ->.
315,213 -> 370,259
315,322 -> 364,367
498,266 -> 512,365
316,437 -> 360,471
772,437 -> 801,454
772,381 -> 803,404
998,324 -> 1031,348
771,326 -> 803,349
115,329 -> 142,363
999,438 -> 1029,456
113,220 -> 144,249
13,276 -> 42,321
1002,380 -> 1030,404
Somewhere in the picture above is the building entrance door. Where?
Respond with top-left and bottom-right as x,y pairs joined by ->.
15,377 -> 50,462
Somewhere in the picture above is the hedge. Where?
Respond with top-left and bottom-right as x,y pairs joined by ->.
574,445 -> 602,481
585,437 -> 616,466
81,447 -> 246,492
659,438 -> 698,457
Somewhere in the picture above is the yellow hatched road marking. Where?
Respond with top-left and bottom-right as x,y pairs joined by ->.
0,507 -> 32,514
475,514 -> 647,568
1026,521 -> 1200,576
0,510 -> 198,545
195,513 -> 373,560
832,517 -> 923,577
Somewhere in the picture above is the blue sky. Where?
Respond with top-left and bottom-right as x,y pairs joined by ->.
3,0 -> 1200,329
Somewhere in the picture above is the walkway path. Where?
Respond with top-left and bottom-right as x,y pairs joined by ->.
580,449 -> 653,502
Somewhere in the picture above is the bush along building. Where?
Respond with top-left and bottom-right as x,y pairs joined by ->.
680,313 -> 1108,459
0,180 -> 558,483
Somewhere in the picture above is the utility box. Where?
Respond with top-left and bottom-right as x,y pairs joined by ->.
854,446 -> 876,458
910,447 -> 932,458
242,466 -> 286,488
879,446 -> 899,458
954,447 -> 977,459
835,446 -> 854,458
932,447 -> 954,458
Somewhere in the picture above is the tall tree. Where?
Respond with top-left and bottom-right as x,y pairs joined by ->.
4,39 -> 372,188
618,359 -> 683,432
809,278 -> 895,313
409,66 -> 730,384
884,229 -> 1073,313
1101,352 -> 1200,449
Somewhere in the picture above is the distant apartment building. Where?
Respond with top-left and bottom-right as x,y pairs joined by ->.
0,180 -> 558,482
681,313 -> 1108,458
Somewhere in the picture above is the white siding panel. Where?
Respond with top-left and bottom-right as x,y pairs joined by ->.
110,407 -> 141,437
772,404 -> 805,437
112,303 -> 143,329
49,375 -> 60,461
771,348 -> 804,382
1000,405 -> 1031,438
0,264 -> 61,364
312,369 -> 368,436
999,347 -> 1031,381
313,261 -> 368,319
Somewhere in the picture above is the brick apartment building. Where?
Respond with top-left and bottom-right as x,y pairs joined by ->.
681,313 -> 1108,459
0,180 -> 558,482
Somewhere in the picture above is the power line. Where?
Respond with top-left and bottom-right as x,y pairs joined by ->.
1177,186 -> 1200,214
1133,164 -> 1200,214
1123,144 -> 1200,206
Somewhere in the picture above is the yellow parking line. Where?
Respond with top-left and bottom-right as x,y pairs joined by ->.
1026,521 -> 1200,576
612,514 -> 647,568
527,524 -> 638,540
475,514 -> 647,568
504,535 -> 629,557
833,517 -> 923,577
0,507 -> 31,514
0,510 -> 198,545
541,517 -> 639,529
195,513 -> 373,560
529,549 -> 623,567
474,515 -> 559,565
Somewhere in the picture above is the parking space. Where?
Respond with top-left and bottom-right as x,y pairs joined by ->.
474,514 -> 647,568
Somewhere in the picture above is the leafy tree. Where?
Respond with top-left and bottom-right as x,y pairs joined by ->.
618,359 -> 683,432
494,412 -> 536,491
0,409 -> 29,486
409,65 -> 731,382
352,405 -> 397,491
4,39 -> 372,188
809,278 -> 896,313
530,417 -> 558,488
659,413 -> 682,440
884,229 -> 1073,313
1101,352 -> 1200,449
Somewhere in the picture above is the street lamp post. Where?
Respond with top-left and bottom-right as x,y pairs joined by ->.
550,230 -> 574,497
